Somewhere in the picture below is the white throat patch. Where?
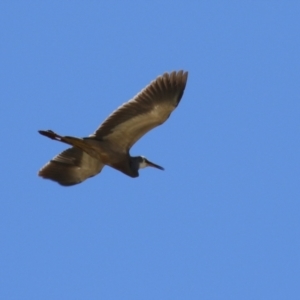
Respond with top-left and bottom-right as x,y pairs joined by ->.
139,160 -> 148,169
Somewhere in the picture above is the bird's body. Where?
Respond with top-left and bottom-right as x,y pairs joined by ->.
38,70 -> 188,186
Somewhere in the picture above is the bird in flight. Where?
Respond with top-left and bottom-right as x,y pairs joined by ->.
38,70 -> 188,186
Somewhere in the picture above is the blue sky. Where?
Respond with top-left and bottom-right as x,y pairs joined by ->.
1,1 -> 300,299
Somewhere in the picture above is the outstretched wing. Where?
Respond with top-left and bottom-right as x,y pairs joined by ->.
90,70 -> 188,152
38,147 -> 104,186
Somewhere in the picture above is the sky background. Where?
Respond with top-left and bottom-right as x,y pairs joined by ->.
1,1 -> 300,299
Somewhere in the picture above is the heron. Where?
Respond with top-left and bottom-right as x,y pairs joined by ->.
38,70 -> 188,186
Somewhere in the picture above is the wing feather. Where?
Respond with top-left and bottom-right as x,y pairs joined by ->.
38,147 -> 104,186
90,70 -> 188,152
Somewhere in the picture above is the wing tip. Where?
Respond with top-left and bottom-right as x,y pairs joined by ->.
162,70 -> 188,88
38,164 -> 82,186
163,70 -> 188,104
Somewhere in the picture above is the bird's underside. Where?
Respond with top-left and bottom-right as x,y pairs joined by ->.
38,70 -> 188,186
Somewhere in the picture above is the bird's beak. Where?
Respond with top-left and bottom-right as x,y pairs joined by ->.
145,159 -> 164,170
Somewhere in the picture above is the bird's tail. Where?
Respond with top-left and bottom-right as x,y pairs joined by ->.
38,130 -> 97,157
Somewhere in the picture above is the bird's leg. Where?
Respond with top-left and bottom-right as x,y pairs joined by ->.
38,130 -> 69,144
38,130 -> 100,158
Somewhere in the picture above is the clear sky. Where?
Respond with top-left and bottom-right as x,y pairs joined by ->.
1,1 -> 300,299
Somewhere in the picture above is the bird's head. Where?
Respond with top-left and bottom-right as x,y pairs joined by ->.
137,156 -> 164,171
